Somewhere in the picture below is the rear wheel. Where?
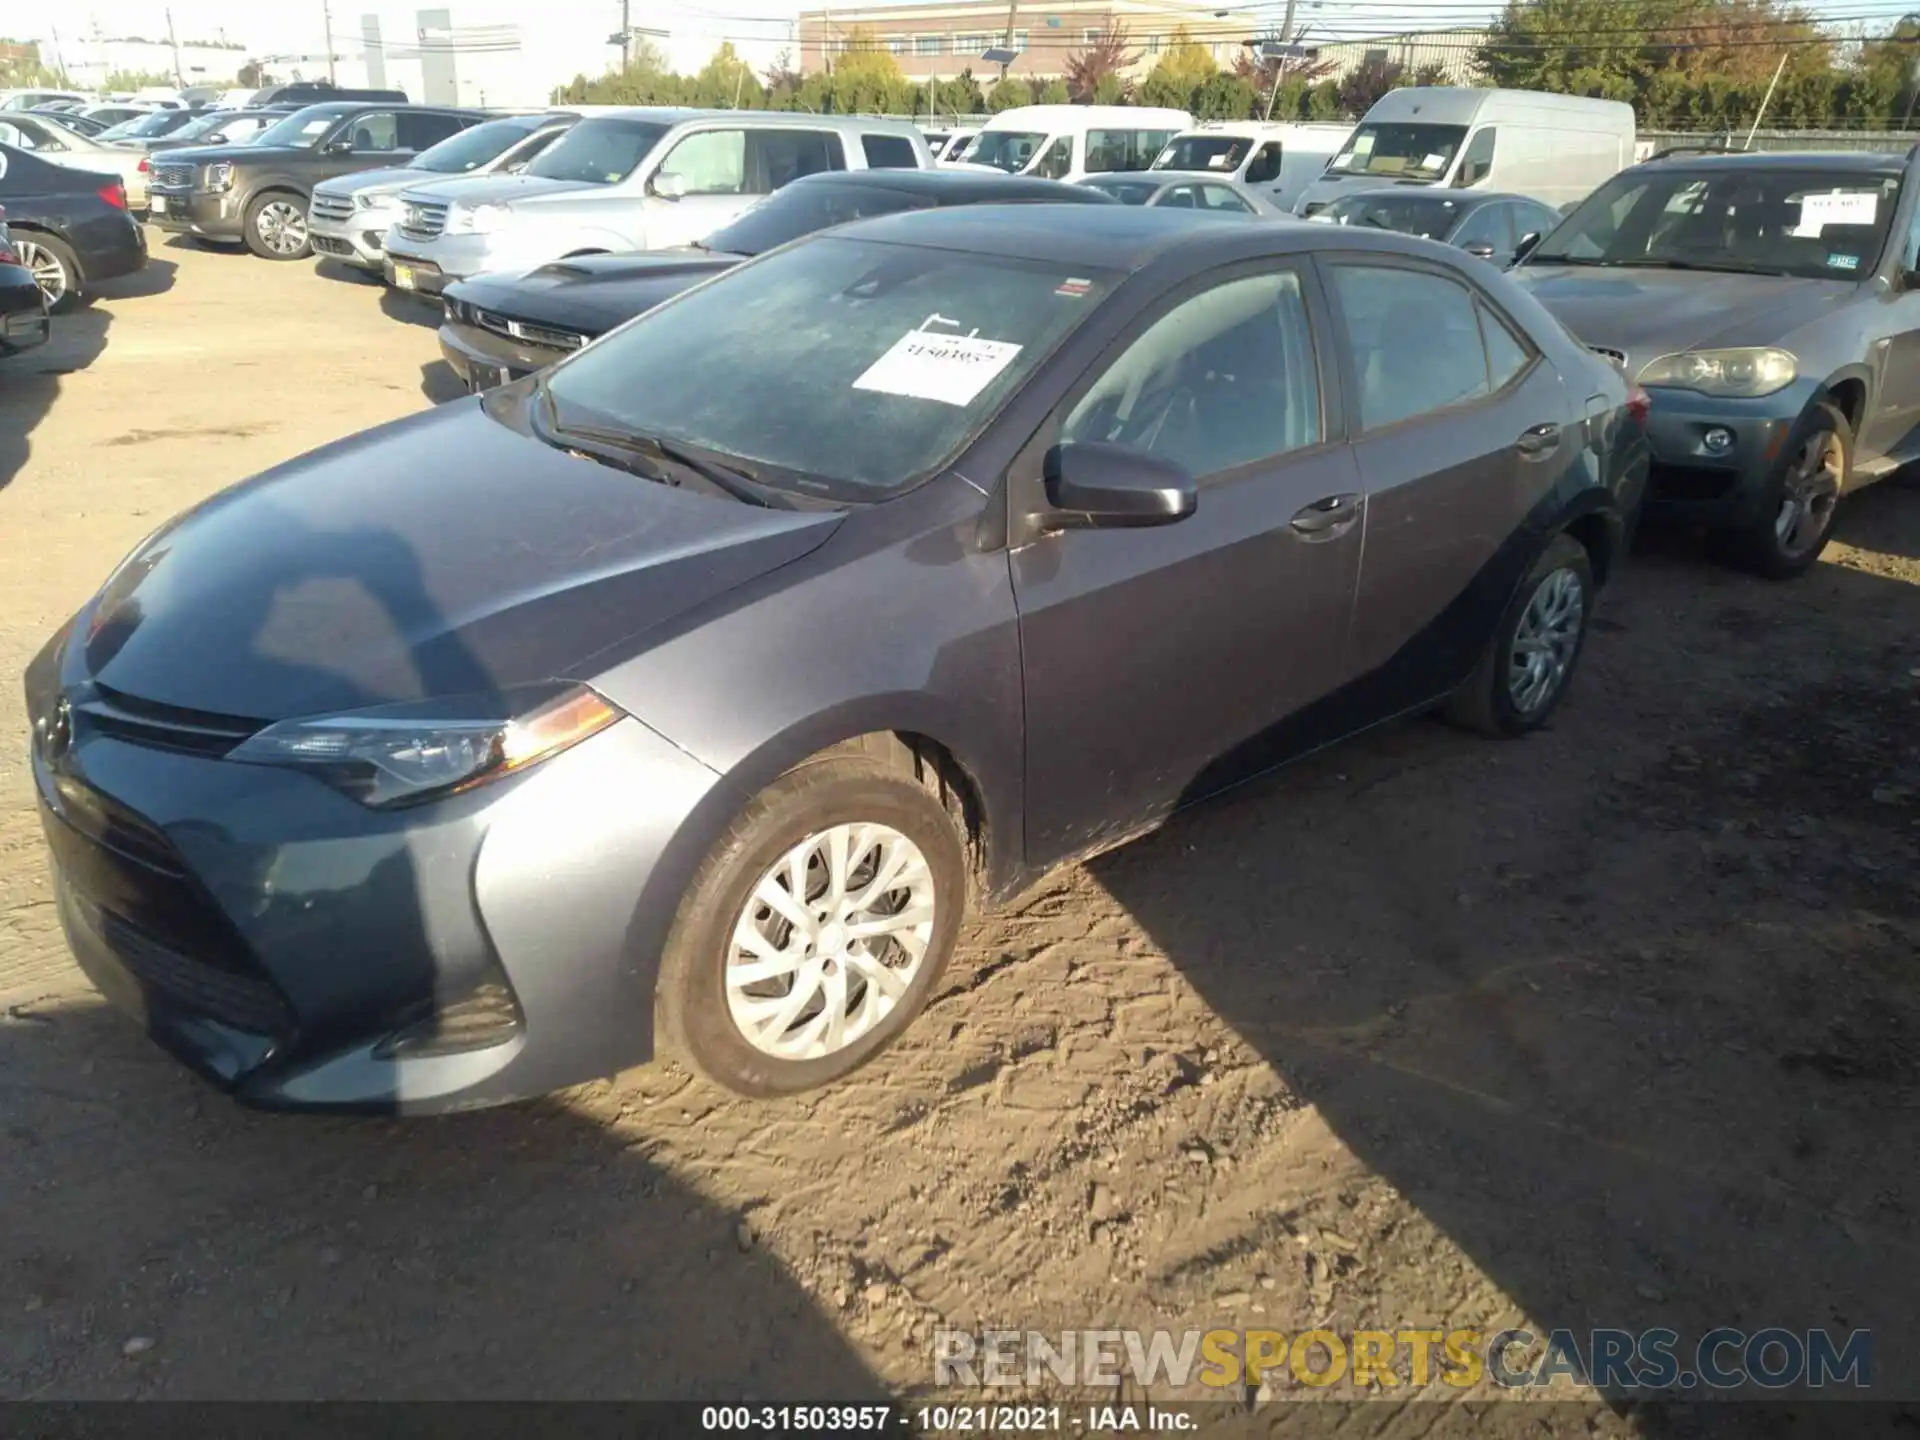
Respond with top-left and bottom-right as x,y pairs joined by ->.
1729,401 -> 1847,580
657,742 -> 967,1096
1444,533 -> 1594,738
243,192 -> 311,260
14,233 -> 84,313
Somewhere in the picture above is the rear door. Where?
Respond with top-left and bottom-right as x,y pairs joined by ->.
397,110 -> 471,153
1010,260 -> 1366,867
1320,255 -> 1571,707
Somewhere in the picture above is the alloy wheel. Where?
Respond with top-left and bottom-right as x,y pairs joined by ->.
726,823 -> 937,1061
1773,429 -> 1843,559
255,201 -> 308,256
1507,566 -> 1586,715
15,239 -> 67,307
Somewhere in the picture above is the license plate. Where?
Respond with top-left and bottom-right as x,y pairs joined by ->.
150,195 -> 166,215
393,264 -> 416,291
468,363 -> 505,392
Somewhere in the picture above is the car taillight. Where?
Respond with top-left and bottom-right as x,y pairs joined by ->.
100,181 -> 127,210
1628,385 -> 1651,427
138,156 -> 150,173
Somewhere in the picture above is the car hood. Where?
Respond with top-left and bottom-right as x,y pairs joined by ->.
156,142 -> 312,166
1512,266 -> 1859,369
400,172 -> 593,208
448,251 -> 742,337
76,400 -> 842,721
313,163 -> 426,200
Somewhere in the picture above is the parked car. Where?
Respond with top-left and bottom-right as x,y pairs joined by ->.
947,104 -> 1191,184
142,107 -> 299,155
31,107 -> 108,137
146,102 -> 488,259
1150,121 -> 1354,212
94,109 -> 202,144
1079,170 -> 1288,215
383,109 -> 932,299
26,206 -> 1646,1111
1295,87 -> 1636,216
0,89 -> 92,113
0,113 -> 152,212
1307,187 -> 1563,267
251,83 -> 408,106
0,144 -> 146,311
1513,149 -> 1920,578
309,112 -> 580,273
77,105 -> 159,130
439,168 -> 1117,389
0,204 -> 51,356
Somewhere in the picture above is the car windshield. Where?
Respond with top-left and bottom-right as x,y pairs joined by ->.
411,117 -> 536,174
540,235 -> 1114,498
93,119 -> 143,141
252,106 -> 351,149
1082,177 -> 1160,205
169,112 -> 234,142
1315,192 -> 1462,239
1327,122 -> 1467,180
1532,167 -> 1901,279
966,130 -> 1047,173
118,110 -> 185,138
700,182 -> 925,257
1153,135 -> 1250,172
525,117 -> 669,185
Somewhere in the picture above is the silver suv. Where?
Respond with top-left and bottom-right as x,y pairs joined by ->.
380,109 -> 931,298
309,112 -> 579,272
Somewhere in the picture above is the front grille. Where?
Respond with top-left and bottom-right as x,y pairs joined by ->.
152,162 -> 194,189
398,198 -> 449,242
309,192 -> 354,223
76,684 -> 260,759
100,907 -> 290,1035
473,308 -> 586,354
311,234 -> 355,257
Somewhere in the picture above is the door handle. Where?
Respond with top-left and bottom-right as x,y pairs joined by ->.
1289,492 -> 1363,537
1515,422 -> 1562,458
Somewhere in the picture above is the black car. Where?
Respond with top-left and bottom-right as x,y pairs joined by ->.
0,208 -> 50,355
1308,188 -> 1564,268
146,102 -> 487,259
141,107 -> 300,156
439,168 -> 1120,391
251,83 -> 409,107
30,108 -> 108,137
0,144 -> 146,312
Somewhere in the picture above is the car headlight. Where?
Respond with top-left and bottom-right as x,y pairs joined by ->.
227,684 -> 623,808
354,191 -> 397,212
447,202 -> 511,235
1636,347 -> 1797,398
205,161 -> 234,191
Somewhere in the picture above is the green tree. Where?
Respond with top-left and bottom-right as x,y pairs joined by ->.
1148,26 -> 1217,89
0,40 -> 64,88
1037,77 -> 1072,104
1066,23 -> 1139,102
1194,72 -> 1257,119
831,27 -> 913,113
692,42 -> 764,108
988,76 -> 1036,111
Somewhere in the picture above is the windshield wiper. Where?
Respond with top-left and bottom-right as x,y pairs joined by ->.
531,378 -> 789,508
1601,257 -> 1790,276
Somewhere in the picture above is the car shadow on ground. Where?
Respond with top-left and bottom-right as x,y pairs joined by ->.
0,307 -> 113,493
315,258 -> 382,287
380,289 -> 442,330
1088,542 -> 1920,1423
419,360 -> 467,405
92,256 -> 177,302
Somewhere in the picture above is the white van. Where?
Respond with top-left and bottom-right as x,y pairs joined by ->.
1151,121 -> 1354,212
951,104 -> 1192,184
1292,88 -> 1634,215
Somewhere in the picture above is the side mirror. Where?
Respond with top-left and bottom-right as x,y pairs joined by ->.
1462,241 -> 1496,260
505,160 -> 528,175
650,171 -> 685,200
324,138 -> 353,155
1040,441 -> 1196,530
1514,231 -> 1542,264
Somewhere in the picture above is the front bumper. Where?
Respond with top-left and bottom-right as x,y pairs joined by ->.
147,188 -> 244,242
25,627 -> 727,1114
309,206 -> 396,269
1638,388 -> 1800,525
437,316 -> 582,390
383,245 -> 451,298
385,231 -> 515,289
0,266 -> 49,354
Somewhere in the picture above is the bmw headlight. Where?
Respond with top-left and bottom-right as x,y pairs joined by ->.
447,202 -> 511,235
227,684 -> 623,808
205,161 -> 234,192
1637,347 -> 1797,398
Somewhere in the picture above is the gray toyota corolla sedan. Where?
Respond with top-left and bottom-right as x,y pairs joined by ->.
26,206 -> 1649,1111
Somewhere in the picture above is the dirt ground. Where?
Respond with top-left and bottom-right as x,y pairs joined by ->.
2,236 -> 1918,1431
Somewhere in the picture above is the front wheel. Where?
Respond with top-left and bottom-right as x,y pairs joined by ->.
243,193 -> 311,260
1444,532 -> 1595,738
1730,401 -> 1848,580
657,745 -> 967,1096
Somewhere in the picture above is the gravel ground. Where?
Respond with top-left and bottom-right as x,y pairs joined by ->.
2,236 -> 1918,1432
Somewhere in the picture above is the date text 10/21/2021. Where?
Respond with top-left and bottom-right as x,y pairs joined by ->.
698,1406 -> 1194,1433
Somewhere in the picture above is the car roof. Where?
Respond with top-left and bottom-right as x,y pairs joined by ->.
1641,150 -> 1905,175
787,169 -> 1107,202
1326,187 -> 1545,207
831,202 -> 1440,272
1127,170 -> 1255,187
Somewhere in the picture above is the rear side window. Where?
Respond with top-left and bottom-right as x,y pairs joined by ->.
751,129 -> 846,189
398,111 -> 469,150
1478,301 -> 1534,390
861,133 -> 920,169
1330,264 -> 1493,430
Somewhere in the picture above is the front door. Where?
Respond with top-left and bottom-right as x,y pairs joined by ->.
1010,262 -> 1365,868
1857,179 -> 1920,464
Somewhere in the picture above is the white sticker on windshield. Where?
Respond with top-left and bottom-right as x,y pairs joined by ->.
1792,190 -> 1879,237
1422,152 -> 1448,171
852,315 -> 1023,407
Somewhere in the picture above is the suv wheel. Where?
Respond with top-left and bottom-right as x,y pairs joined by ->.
1444,533 -> 1594,738
244,193 -> 311,260
1732,401 -> 1848,580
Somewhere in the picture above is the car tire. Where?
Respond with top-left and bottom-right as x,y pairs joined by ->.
14,233 -> 84,314
1443,532 -> 1595,738
1729,401 -> 1849,580
657,737 -> 968,1097
243,191 -> 311,261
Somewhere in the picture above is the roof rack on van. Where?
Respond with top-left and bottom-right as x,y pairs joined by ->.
1644,141 -> 1733,162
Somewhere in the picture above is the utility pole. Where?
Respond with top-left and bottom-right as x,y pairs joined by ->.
620,0 -> 632,70
321,0 -> 337,82
1262,0 -> 1298,122
996,0 -> 1020,84
166,7 -> 185,87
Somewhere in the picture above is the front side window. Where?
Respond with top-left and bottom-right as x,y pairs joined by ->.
1451,203 -> 1512,252
1533,168 -> 1901,280
1244,142 -> 1283,184
1455,127 -> 1496,187
1031,135 -> 1072,180
657,129 -> 745,194
1327,122 -> 1468,181
541,236 -> 1114,497
1153,134 -> 1249,173
1330,264 -> 1492,430
968,130 -> 1045,173
526,117 -> 671,185
340,112 -> 399,152
1086,129 -> 1176,174
1156,184 -> 1199,209
1061,270 -> 1322,476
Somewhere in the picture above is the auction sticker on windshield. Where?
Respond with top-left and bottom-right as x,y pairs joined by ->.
853,316 -> 1022,407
